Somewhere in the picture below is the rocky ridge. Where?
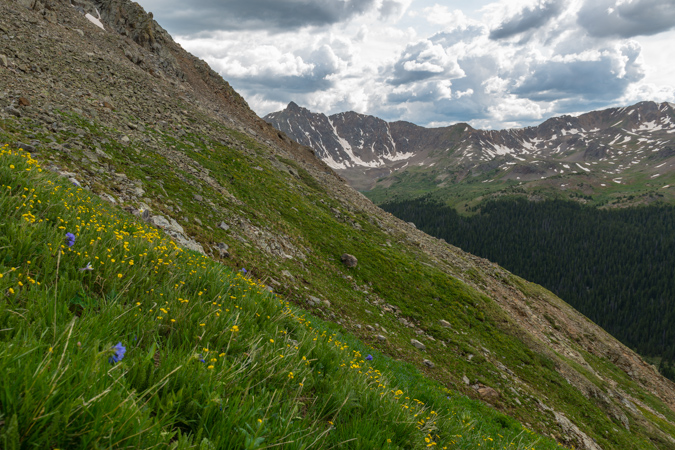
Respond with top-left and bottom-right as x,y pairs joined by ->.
265,101 -> 675,196
1,0 -> 675,448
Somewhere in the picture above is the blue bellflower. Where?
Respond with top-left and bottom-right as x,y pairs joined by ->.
65,232 -> 76,247
366,354 -> 373,361
109,342 -> 126,364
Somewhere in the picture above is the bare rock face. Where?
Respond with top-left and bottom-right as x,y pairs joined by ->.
266,100 -> 675,192
150,215 -> 204,254
341,253 -> 358,268
554,412 -> 603,450
90,0 -> 183,78
411,339 -> 426,351
477,385 -> 499,400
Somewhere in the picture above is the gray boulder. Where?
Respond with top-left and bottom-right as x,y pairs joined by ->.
411,339 -> 426,351
341,253 -> 358,268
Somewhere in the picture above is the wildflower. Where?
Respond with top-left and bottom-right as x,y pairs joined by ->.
241,268 -> 247,274
231,325 -> 239,332
78,262 -> 94,271
366,354 -> 373,361
65,232 -> 76,247
108,342 -> 126,364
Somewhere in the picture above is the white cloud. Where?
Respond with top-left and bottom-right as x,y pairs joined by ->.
138,0 -> 675,129
388,40 -> 465,85
621,83 -> 675,105
578,0 -> 675,38
489,0 -> 566,40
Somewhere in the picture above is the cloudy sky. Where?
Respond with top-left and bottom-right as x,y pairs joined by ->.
134,0 -> 675,129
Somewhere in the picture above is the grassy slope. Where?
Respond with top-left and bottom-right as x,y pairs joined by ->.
1,2 -> 673,447
0,146 -> 571,449
1,96 -> 674,449
364,163 -> 675,215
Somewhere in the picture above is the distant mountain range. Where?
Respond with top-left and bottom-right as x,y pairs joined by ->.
265,101 -> 675,202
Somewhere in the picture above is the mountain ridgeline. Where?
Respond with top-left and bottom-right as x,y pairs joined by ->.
265,101 -> 675,208
380,197 -> 675,372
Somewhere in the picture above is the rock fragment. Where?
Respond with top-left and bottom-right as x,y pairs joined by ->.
411,339 -> 426,350
341,253 -> 358,267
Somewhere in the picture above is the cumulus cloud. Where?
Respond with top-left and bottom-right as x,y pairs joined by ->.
578,0 -> 675,38
514,42 -> 645,100
138,0 -> 409,34
143,0 -> 675,130
489,0 -> 566,40
388,40 -> 465,85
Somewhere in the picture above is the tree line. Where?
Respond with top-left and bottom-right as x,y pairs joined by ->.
381,196 -> 675,378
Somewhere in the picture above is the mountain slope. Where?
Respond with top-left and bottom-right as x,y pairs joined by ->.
265,101 -> 675,208
380,197 -> 675,367
2,0 -> 675,448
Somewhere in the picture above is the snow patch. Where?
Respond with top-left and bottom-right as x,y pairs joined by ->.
84,8 -> 105,30
491,143 -> 513,156
326,118 -> 379,168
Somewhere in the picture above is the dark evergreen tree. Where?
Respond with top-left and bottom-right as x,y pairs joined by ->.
381,197 -> 675,380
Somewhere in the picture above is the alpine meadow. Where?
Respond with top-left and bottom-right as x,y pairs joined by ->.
1,0 -> 675,449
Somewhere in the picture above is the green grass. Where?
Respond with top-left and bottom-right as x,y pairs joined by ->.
2,104 -> 674,448
364,164 -> 675,215
0,145 -> 574,449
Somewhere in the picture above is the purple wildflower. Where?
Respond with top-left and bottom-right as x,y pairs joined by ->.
365,354 -> 373,361
78,262 -> 94,272
108,342 -> 126,364
241,268 -> 247,274
65,232 -> 76,247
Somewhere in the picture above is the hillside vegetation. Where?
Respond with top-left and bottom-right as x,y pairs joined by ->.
0,146 -> 567,449
380,197 -> 675,370
1,0 -> 675,448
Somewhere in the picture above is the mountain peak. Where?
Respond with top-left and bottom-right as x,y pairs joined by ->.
267,101 -> 675,193
285,101 -> 311,114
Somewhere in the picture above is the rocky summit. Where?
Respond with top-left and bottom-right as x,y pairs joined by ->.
2,0 -> 675,448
